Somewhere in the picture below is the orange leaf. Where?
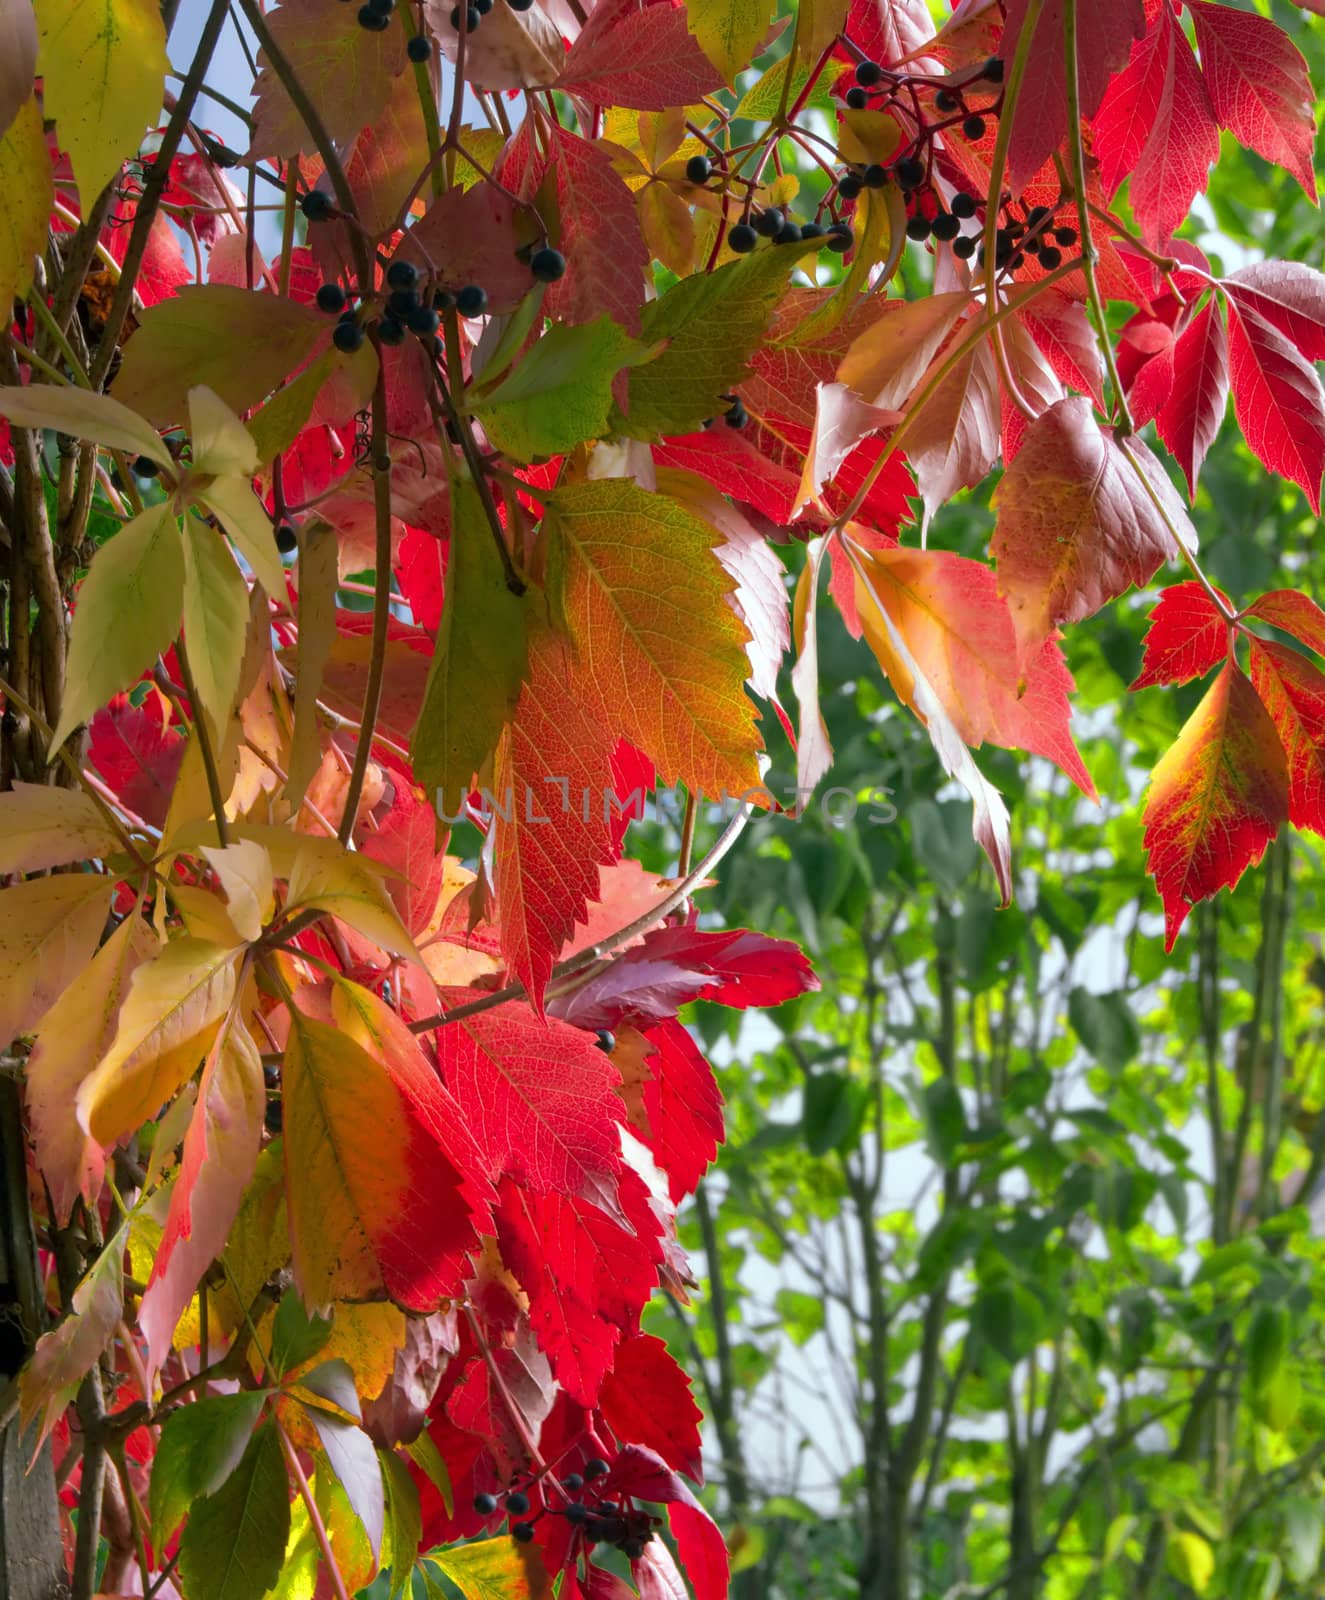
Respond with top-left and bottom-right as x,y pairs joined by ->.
1247,637 -> 1325,836
1142,662 -> 1288,947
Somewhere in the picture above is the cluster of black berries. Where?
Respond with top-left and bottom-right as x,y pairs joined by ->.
472,1459 -> 657,1560
728,207 -> 852,257
966,204 -> 1078,275
844,51 -> 1003,112
449,0 -> 533,28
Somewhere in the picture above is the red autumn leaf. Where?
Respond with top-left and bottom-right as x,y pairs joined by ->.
846,0 -> 935,70
1247,637 -> 1325,836
138,1020 -> 264,1388
1141,662 -> 1288,948
1245,589 -> 1325,658
1018,291 -> 1106,408
599,1334 -> 704,1484
361,780 -> 452,938
991,396 -> 1192,666
1131,580 -> 1233,691
1226,301 -> 1325,513
495,1170 -> 663,1406
88,692 -> 186,830
396,527 -> 447,635
1001,0 -> 1147,195
1155,296 -> 1229,497
1223,261 -> 1325,362
896,325 -> 1000,520
434,994 -> 627,1220
1093,1 -> 1219,246
605,1447 -> 730,1600
491,623 -> 622,1010
653,428 -> 806,524
639,1020 -> 724,1202
544,124 -> 651,335
1189,0 -> 1318,201
557,0 -> 726,108
396,182 -> 533,316
1119,313 -> 1177,428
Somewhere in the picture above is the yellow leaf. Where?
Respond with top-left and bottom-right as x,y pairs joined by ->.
1166,1531 -> 1215,1595
76,937 -> 243,1146
0,95 -> 50,312
213,1144 -> 290,1341
197,472 -> 290,604
286,845 -> 424,966
0,381 -> 167,468
427,1539 -> 553,1600
27,912 -> 158,1221
200,839 -> 275,944
273,1301 -> 405,1447
682,0 -> 775,84
50,501 -> 184,752
182,512 -> 251,738
639,181 -> 696,276
188,384 -> 258,477
33,0 -> 166,207
0,781 -> 122,873
0,873 -> 114,1051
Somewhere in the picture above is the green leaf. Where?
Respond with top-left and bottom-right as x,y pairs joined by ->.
682,0 -> 775,83
473,317 -> 655,463
382,1447 -> 423,1600
150,1390 -> 267,1546
114,284 -> 325,427
1245,1302 -> 1289,1394
178,1419 -> 291,1600
921,1076 -> 969,1164
404,1430 -> 452,1518
773,1288 -> 824,1347
33,0 -> 167,207
1281,1495 -> 1323,1584
0,381 -> 166,468
181,513 -> 251,737
971,1280 -> 1043,1365
270,1293 -> 333,1378
196,472 -> 290,604
1167,1531 -> 1215,1595
247,353 -> 336,467
620,241 -> 819,440
801,1069 -> 857,1156
1068,987 -> 1140,1070
412,478 -> 528,811
731,55 -> 847,120
51,501 -> 184,752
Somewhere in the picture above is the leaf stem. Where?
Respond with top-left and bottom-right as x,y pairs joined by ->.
276,1415 -> 353,1600
1063,0 -> 1133,434
173,635 -> 231,847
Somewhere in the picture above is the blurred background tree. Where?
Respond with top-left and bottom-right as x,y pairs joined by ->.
630,8 -> 1325,1597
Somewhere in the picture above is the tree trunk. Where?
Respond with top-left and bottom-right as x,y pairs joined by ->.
0,1073 -> 69,1600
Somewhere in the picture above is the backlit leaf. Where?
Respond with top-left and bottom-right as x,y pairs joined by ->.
682,0 -> 775,84
0,872 -> 114,1052
0,96 -> 50,313
50,501 -> 184,752
1132,581 -> 1232,691
426,1537 -> 553,1600
182,514 -> 252,738
178,1420 -> 291,1600
1226,301 -> 1325,513
151,1391 -> 267,1547
0,782 -> 122,873
1247,637 -> 1325,837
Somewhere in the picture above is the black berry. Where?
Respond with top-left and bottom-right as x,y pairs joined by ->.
863,164 -> 887,189
565,1503 -> 589,1524
845,86 -> 869,110
583,1457 -> 610,1480
529,247 -> 566,282
725,398 -> 747,427
301,191 -> 333,221
774,221 -> 802,244
906,214 -> 932,241
1054,225 -> 1077,246
953,235 -> 977,259
1038,246 -> 1062,269
456,284 -> 487,317
386,260 -> 419,290
377,316 -> 405,346
1027,205 -> 1053,229
388,287 -> 421,318
854,60 -> 882,87
962,115 -> 986,140
594,1031 -> 615,1052
982,56 -> 1005,83
333,320 -> 364,353
931,212 -> 960,241
265,1098 -> 282,1134
951,192 -> 977,219
799,220 -> 824,239
512,1523 -> 535,1543
826,223 -> 853,253
132,455 -> 159,478
685,154 -> 711,184
407,33 -> 433,61
358,4 -> 391,29
275,523 -> 297,553
475,0 -> 495,12
450,4 -> 480,25
473,1493 -> 499,1515
507,1491 -> 531,1516
935,89 -> 959,112
315,282 -> 347,314
563,1474 -> 584,1492
434,288 -> 458,309
507,0 -> 534,9
837,172 -> 863,201
754,207 -> 783,238
895,157 -> 925,189
407,304 -> 440,335
728,222 -> 757,253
